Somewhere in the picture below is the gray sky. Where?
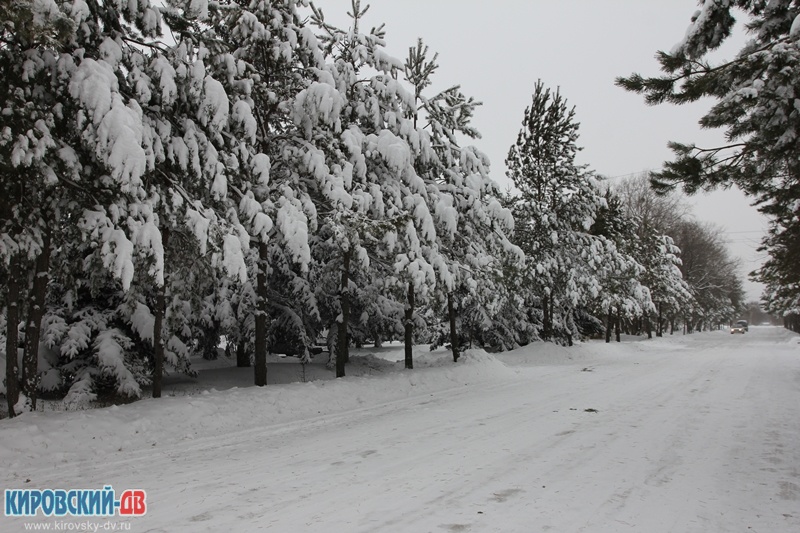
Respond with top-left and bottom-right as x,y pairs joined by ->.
319,0 -> 769,300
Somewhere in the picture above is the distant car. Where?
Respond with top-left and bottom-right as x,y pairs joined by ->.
730,324 -> 746,334
735,320 -> 749,332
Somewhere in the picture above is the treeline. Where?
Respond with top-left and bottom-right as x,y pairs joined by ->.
502,82 -> 744,346
0,0 -> 744,417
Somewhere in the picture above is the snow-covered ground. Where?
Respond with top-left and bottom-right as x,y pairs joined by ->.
2,327 -> 799,532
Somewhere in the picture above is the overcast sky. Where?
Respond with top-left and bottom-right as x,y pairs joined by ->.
319,0 -> 769,300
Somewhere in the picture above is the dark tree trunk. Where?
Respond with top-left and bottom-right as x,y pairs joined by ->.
448,293 -> 459,362
543,295 -> 552,341
565,310 -> 573,347
645,313 -> 652,339
605,309 -> 612,344
614,313 -> 621,343
22,230 -> 51,411
254,242 -> 269,386
152,300 -> 165,398
152,228 -> 169,399
201,319 -> 220,360
404,283 -> 414,369
657,302 -> 663,337
336,250 -> 351,378
5,253 -> 21,418
236,342 -> 250,367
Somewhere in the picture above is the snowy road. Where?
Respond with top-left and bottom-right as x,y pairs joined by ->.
3,328 -> 799,532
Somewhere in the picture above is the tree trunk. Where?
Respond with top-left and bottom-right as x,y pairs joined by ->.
152,228 -> 169,399
657,302 -> 663,337
22,230 -> 51,411
254,242 -> 269,386
201,319 -> 220,360
566,310 -> 574,347
543,295 -> 551,341
236,341 -> 250,367
448,293 -> 460,362
645,313 -> 652,339
605,309 -> 612,344
5,253 -> 21,418
404,283 -> 414,369
336,250 -> 351,378
614,312 -> 621,342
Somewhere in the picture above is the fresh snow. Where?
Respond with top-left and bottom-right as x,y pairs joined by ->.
1,327 -> 799,532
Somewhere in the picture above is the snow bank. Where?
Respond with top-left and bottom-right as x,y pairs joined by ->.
0,349 -> 514,472
487,332 -> 702,372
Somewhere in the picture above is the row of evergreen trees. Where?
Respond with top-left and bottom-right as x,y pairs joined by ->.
0,0 -> 744,417
504,81 -> 744,345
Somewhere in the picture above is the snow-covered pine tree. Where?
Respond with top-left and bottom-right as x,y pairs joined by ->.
614,175 -> 696,335
589,189 -> 654,341
219,0 -> 327,385
0,8 -> 72,415
15,0 -> 253,405
0,0 -> 167,414
756,205 -> 800,325
644,234 -> 695,336
754,167 -> 800,325
404,39 -> 521,359
506,81 -> 609,344
126,0 -> 265,398
308,1 -> 439,374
